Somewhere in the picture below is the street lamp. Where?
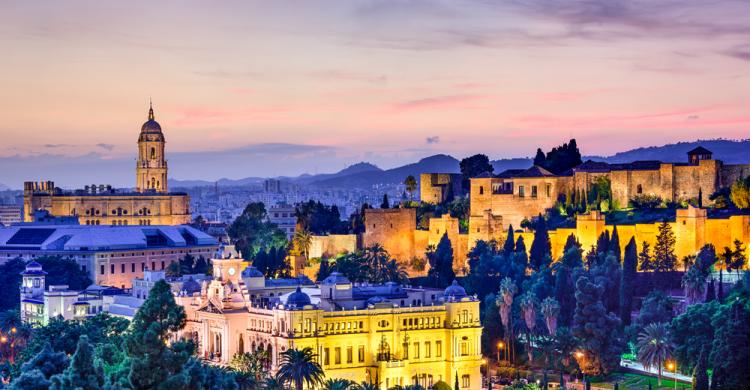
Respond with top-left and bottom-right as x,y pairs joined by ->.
575,351 -> 585,384
667,361 -> 677,390
497,341 -> 505,363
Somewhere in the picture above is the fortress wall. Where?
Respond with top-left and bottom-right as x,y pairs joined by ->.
721,164 -> 750,186
468,212 -> 504,249
363,208 -> 416,263
428,214 -> 462,261
309,234 -> 358,259
673,160 -> 719,204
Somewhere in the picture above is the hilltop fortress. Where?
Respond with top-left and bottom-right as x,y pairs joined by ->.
312,146 -> 750,275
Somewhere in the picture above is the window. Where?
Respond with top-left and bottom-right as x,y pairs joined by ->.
346,346 -> 353,364
334,347 -> 341,365
425,342 -> 431,358
151,261 -> 155,270
462,375 -> 470,388
161,261 -> 165,270
479,186 -> 484,195
110,264 -> 115,274
121,264 -> 125,273
413,342 -> 420,359
358,346 -> 365,362
131,263 -> 135,273
546,183 -> 551,197
436,341 -> 442,358
141,263 -> 145,271
460,341 -> 468,356
531,185 -> 538,198
324,348 -> 330,365
637,184 -> 643,194
100,265 -> 105,275
518,185 -> 525,197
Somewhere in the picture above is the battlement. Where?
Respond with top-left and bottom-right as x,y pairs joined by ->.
24,181 -> 56,194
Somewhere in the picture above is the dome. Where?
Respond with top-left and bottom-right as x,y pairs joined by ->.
182,277 -> 201,295
242,266 -> 264,278
21,261 -> 47,276
286,286 -> 311,308
321,272 -> 351,285
444,280 -> 467,299
139,103 -> 164,138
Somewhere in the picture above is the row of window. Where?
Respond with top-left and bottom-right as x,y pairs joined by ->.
100,260 -> 170,275
517,184 -> 552,198
323,345 -> 366,366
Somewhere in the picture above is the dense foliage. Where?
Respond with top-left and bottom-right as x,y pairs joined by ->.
228,202 -> 288,259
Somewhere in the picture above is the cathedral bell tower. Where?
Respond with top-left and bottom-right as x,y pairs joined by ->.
136,102 -> 168,193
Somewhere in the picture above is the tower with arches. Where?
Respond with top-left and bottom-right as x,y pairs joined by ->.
136,102 -> 168,193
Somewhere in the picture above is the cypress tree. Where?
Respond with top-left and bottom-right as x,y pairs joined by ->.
610,226 -> 621,263
573,276 -> 622,376
503,225 -> 516,254
693,346 -> 709,390
380,194 -> 389,209
620,238 -> 637,325
530,215 -> 552,271
514,236 -> 528,271
596,231 -> 610,258
705,278 -> 716,302
718,269 -> 724,302
455,371 -> 459,390
563,233 -> 580,255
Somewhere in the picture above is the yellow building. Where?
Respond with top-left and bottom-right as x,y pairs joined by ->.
23,103 -> 191,226
178,257 -> 483,389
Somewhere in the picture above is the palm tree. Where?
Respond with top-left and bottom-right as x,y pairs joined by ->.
277,347 -> 324,390
353,382 -> 378,390
496,277 -> 517,363
519,291 -> 539,362
636,323 -> 673,386
364,244 -> 391,283
293,229 -> 313,260
541,297 -> 561,336
263,374 -> 289,390
322,378 -> 354,390
404,175 -> 418,202
681,266 -> 706,305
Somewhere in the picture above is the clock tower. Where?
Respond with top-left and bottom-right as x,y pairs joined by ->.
136,102 -> 168,193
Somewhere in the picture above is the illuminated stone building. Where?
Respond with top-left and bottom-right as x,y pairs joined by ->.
176,256 -> 483,389
23,103 -> 191,226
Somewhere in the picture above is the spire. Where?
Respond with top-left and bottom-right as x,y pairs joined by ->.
148,98 -> 155,121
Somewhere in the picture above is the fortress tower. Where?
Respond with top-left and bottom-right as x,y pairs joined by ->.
136,102 -> 168,193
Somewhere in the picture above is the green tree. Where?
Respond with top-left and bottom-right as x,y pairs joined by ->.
497,277 -> 518,364
460,154 -> 494,183
519,291 -> 539,361
692,346 -> 709,390
572,276 -> 622,376
695,244 -> 716,275
533,139 -> 582,174
503,225 -> 515,254
709,301 -> 750,389
277,348 -> 324,390
638,241 -> 653,271
124,280 -> 192,389
380,194 -> 389,209
322,378 -> 354,390
729,175 -> 750,209
728,239 -> 746,278
50,335 -> 104,390
653,220 -> 677,272
9,369 -> 52,390
682,266 -> 706,305
637,290 -> 673,327
671,301 -> 718,373
179,253 -> 195,274
636,323 -> 673,387
404,175 -> 417,201
17,343 -> 69,379
426,233 -> 455,288
229,202 -> 288,259
230,350 -> 269,388
620,238 -> 637,325
609,226 -> 621,262
529,215 -> 552,271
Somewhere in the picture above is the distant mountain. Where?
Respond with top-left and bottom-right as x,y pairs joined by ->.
168,139 -> 750,189
587,139 -> 750,164
308,154 -> 459,187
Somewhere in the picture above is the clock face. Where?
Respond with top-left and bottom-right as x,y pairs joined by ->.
228,267 -> 236,276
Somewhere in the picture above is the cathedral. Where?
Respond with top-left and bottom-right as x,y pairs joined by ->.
23,103 -> 191,225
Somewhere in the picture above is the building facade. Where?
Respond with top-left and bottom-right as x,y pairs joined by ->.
23,104 -> 191,226
176,257 -> 482,389
0,224 -> 219,288
0,205 -> 21,226
268,204 -> 297,239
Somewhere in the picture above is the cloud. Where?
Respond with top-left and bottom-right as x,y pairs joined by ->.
390,95 -> 485,112
43,144 -> 72,148
169,105 -> 291,126
724,45 -> 750,62
426,136 -> 440,144
96,143 -> 115,151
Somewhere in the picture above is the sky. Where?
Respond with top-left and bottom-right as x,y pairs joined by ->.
1,0 -> 750,187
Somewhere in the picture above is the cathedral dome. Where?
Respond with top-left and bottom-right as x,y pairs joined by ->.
286,286 -> 311,308
444,280 -> 467,300
139,103 -> 164,140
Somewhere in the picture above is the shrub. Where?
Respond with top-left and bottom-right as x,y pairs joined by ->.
630,194 -> 663,209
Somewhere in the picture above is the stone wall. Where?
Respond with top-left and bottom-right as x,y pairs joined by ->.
363,208 -> 417,263
721,164 -> 750,186
419,173 -> 461,204
309,234 -> 358,259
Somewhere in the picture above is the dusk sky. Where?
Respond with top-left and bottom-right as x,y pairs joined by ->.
2,0 -> 750,187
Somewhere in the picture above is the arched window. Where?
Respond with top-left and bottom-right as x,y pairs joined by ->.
238,334 -> 244,354
150,147 -> 156,159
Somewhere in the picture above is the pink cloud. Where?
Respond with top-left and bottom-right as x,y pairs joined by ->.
388,94 -> 487,113
169,106 -> 291,126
